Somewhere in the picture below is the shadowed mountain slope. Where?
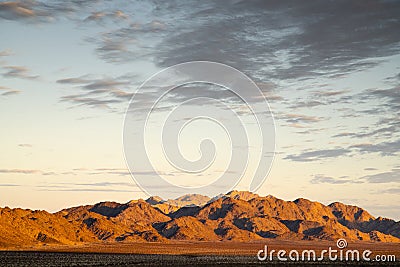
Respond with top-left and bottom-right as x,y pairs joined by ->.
0,192 -> 399,248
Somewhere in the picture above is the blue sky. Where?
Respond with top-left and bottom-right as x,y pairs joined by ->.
0,0 -> 399,219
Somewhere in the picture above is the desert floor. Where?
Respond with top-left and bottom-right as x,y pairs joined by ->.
3,240 -> 398,255
0,240 -> 399,266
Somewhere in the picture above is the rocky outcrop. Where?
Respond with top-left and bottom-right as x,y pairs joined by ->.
0,192 -> 399,248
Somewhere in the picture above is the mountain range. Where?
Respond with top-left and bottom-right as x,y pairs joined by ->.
0,191 -> 399,248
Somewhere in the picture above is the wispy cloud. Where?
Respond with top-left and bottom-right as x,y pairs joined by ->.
0,169 -> 41,174
363,87 -> 400,112
38,188 -> 137,193
0,183 -> 19,187
36,181 -> 139,193
0,49 -> 13,57
2,66 -> 38,79
332,110 -> 400,141
332,132 -> 356,138
314,90 -> 347,97
0,1 -> 35,20
89,20 -> 168,63
61,94 -> 122,109
74,182 -> 133,187
276,113 -> 325,126
286,137 -> 400,162
360,169 -> 400,183
57,75 -> 134,110
18,143 -> 32,148
311,169 -> 400,185
310,174 -> 354,184
0,86 -> 20,97
0,167 -> 133,176
380,188 -> 400,194
0,167 -> 172,180
333,126 -> 398,139
351,139 -> 400,156
284,148 -> 351,162
57,76 -> 91,84
84,10 -> 128,23
86,169 -> 131,176
290,100 -> 325,109
1,90 -> 20,96
142,1 -> 400,82
82,79 -> 129,91
0,1 -> 97,22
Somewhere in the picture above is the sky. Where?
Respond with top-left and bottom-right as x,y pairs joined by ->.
0,0 -> 399,220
